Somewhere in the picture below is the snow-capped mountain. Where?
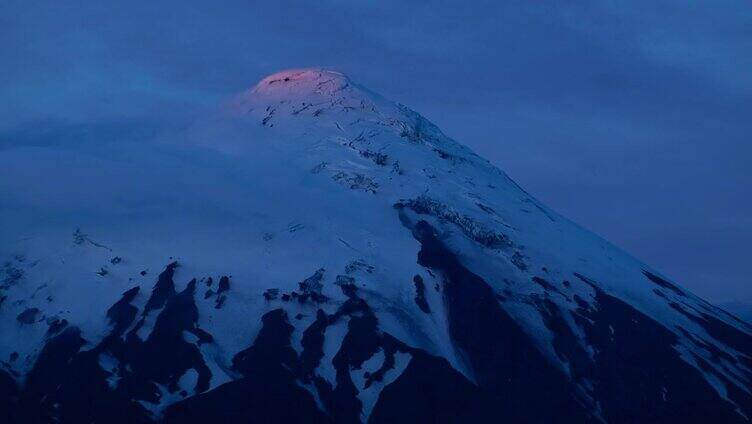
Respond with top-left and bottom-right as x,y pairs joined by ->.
1,68 -> 751,423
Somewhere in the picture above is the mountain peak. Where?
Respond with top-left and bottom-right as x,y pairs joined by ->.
228,67 -> 399,133
237,68 -> 365,109
253,68 -> 350,95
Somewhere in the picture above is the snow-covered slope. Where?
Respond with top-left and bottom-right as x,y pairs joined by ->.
722,302 -> 752,325
2,68 -> 751,423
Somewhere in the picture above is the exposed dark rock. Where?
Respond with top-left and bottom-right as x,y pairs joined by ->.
396,196 -> 510,248
668,300 -> 752,377
405,217 -> 592,423
537,299 -> 592,386
164,309 -> 329,423
676,327 -> 737,364
16,308 -> 40,325
412,275 -> 430,313
0,369 -> 18,423
300,309 -> 328,378
363,334 -> 409,389
370,352 -> 492,423
510,251 -> 527,271
297,268 -> 328,303
360,149 -> 388,166
574,272 -> 747,423
18,327 -> 85,422
337,279 -> 358,299
391,160 -> 403,175
4,252 -> 748,424
215,295 -> 226,309
332,172 -> 379,193
643,270 -> 686,297
335,274 -> 356,286
311,161 -> 328,174
329,299 -> 380,422
17,326 -> 153,424
263,288 -> 280,301
213,277 -> 230,308
72,228 -> 86,245
46,318 -> 68,336
142,261 -> 178,314
345,260 -> 374,275
432,147 -> 463,163
104,286 -> 141,343
476,203 -> 496,214
120,278 -> 213,400
532,276 -> 566,297
2,263 -> 23,289
216,276 -> 230,296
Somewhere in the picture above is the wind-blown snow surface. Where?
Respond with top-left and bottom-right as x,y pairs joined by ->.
1,68 -> 751,423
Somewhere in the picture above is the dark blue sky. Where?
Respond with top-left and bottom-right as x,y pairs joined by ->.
2,0 -> 750,302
